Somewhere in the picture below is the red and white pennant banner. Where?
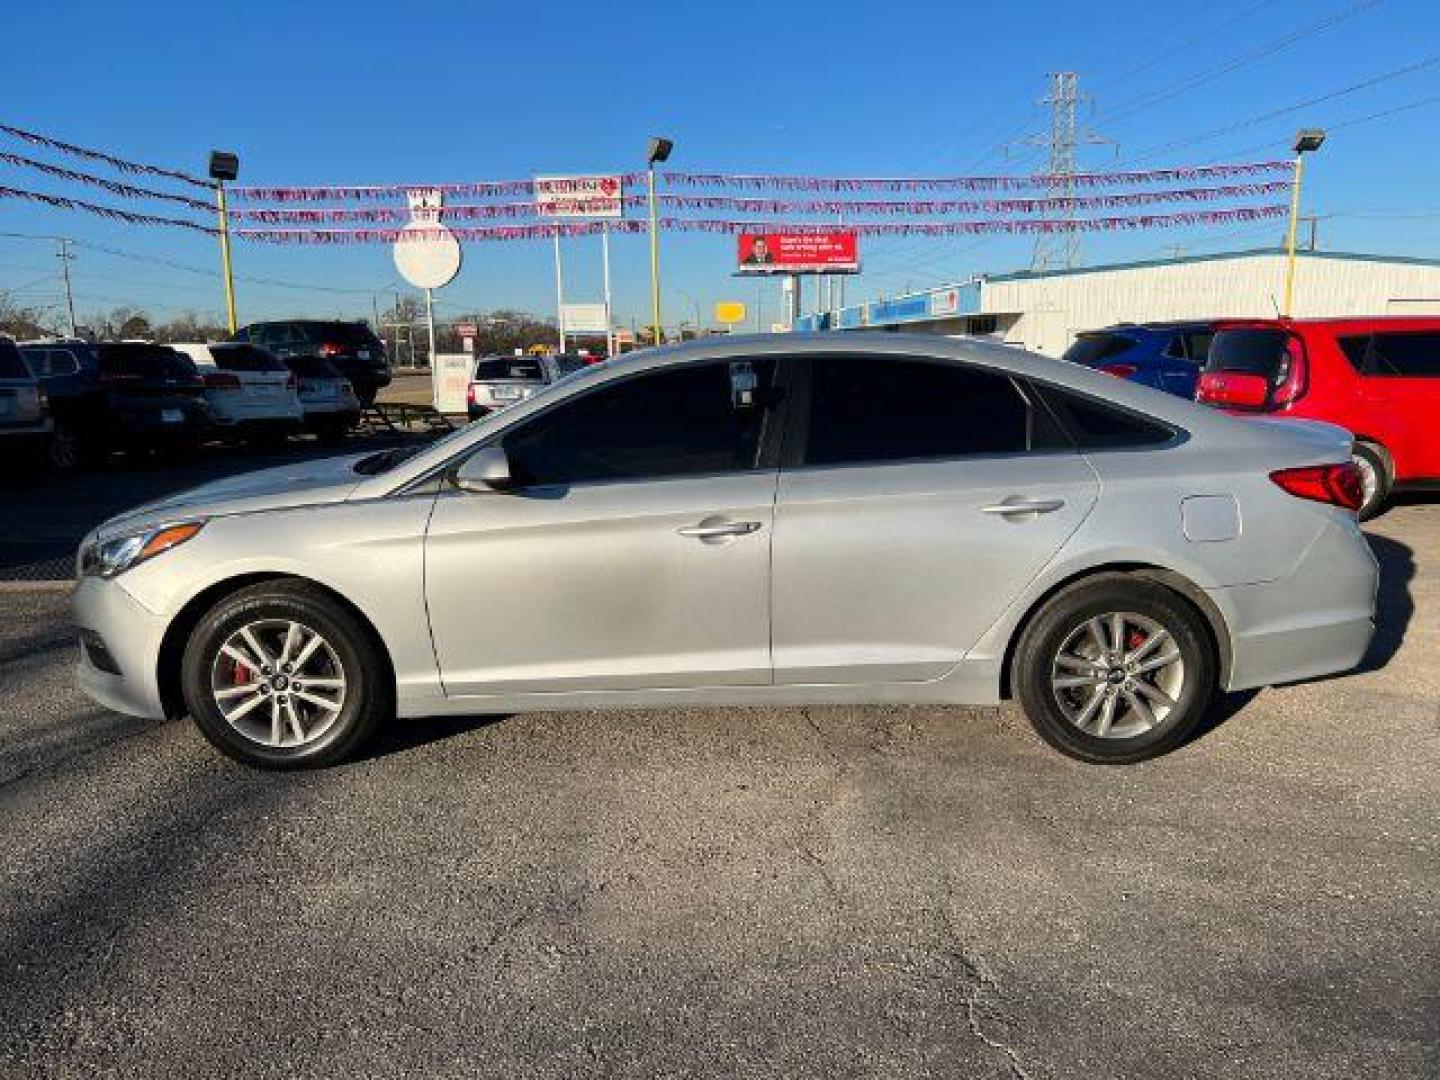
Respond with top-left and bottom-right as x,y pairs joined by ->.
229,182 -> 1294,224
236,204 -> 1289,244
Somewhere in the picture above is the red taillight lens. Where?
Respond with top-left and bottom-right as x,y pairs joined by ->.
203,372 -> 242,390
1098,363 -> 1139,379
466,382 -> 477,404
1271,335 -> 1308,406
286,373 -> 298,391
319,342 -> 343,357
1270,463 -> 1364,512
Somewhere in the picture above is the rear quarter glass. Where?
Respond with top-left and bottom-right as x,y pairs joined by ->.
1061,333 -> 1138,367
0,341 -> 30,378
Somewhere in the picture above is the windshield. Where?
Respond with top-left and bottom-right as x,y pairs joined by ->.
1061,333 -> 1137,367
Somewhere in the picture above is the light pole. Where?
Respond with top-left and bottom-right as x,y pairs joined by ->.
1282,129 -> 1325,318
208,151 -> 240,334
646,136 -> 673,346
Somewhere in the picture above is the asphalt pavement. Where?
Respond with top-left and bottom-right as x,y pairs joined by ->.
0,503 -> 1435,1078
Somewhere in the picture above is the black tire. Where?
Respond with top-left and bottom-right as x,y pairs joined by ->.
1012,576 -> 1218,764
48,424 -> 81,471
1351,441 -> 1391,521
180,580 -> 392,769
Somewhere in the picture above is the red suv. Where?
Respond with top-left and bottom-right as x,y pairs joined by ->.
1196,317 -> 1440,518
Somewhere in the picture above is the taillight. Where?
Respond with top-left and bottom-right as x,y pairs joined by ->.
1270,463 -> 1364,512
466,382 -> 477,404
319,342 -> 343,357
286,373 -> 298,391
36,386 -> 49,415
1098,363 -> 1138,379
1271,335 -> 1308,406
204,372 -> 242,390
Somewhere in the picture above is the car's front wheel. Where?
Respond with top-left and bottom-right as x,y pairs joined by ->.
1013,577 -> 1218,764
181,581 -> 391,769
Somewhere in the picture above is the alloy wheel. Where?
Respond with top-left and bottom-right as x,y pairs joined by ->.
209,618 -> 347,748
1049,611 -> 1187,739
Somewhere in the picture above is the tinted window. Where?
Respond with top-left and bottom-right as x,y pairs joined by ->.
475,357 -> 543,381
1062,333 -> 1137,367
211,344 -> 287,373
1033,384 -> 1176,449
1184,331 -> 1214,364
283,355 -> 343,379
297,322 -> 382,348
1341,331 -> 1440,377
1206,329 -> 1291,379
502,361 -> 774,485
550,355 -> 588,379
96,344 -> 197,379
804,357 -> 1029,466
0,340 -> 30,379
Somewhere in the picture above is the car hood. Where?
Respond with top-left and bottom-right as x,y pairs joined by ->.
98,452 -> 370,538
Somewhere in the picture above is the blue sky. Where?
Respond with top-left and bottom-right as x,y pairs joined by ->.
2,0 -> 1438,332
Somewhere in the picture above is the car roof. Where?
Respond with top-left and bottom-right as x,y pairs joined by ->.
1214,316 -> 1440,332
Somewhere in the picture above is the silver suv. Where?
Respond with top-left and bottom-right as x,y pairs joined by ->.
466,353 -> 590,419
0,336 -> 52,466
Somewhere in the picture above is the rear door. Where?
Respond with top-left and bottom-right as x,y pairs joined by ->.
770,354 -> 1098,686
1341,329 -> 1440,478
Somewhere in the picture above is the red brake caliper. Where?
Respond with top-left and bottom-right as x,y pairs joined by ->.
232,659 -> 252,685
1126,629 -> 1147,652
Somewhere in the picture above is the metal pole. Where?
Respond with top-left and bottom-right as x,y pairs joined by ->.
601,225 -> 614,357
425,288 -> 438,406
1282,154 -> 1306,317
57,239 -> 77,337
215,181 -> 238,334
552,231 -> 566,353
647,164 -> 663,344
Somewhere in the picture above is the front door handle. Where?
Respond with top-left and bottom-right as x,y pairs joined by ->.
678,519 -> 763,540
979,498 -> 1066,517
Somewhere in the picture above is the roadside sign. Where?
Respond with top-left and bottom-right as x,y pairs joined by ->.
454,322 -> 478,336
714,301 -> 747,326
562,302 -> 609,333
433,353 -> 473,414
534,175 -> 625,218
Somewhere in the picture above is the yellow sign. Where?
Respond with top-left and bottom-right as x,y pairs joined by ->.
713,301 -> 747,325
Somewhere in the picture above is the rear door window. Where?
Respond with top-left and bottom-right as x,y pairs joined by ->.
1341,331 -> 1440,377
1062,333 -> 1137,368
802,356 -> 1031,466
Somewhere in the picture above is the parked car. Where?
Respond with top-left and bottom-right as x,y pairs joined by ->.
21,340 -> 211,462
1062,321 -> 1216,398
232,321 -> 389,405
281,354 -> 361,445
171,343 -> 303,445
1196,317 -> 1440,518
73,334 -> 1375,771
466,352 -> 588,419
0,336 -> 52,467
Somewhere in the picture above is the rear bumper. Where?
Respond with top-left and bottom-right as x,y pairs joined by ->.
73,575 -> 169,720
1212,514 -> 1378,690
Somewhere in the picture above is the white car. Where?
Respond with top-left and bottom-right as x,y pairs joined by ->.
171,342 -> 303,443
281,355 -> 362,445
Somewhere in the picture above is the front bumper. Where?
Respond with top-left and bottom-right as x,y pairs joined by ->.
73,575 -> 170,719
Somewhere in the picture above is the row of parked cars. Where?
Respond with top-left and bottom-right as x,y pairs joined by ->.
1063,315 -> 1440,518
0,320 -> 390,470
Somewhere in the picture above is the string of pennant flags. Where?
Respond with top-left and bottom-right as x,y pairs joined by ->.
0,119 -> 1295,248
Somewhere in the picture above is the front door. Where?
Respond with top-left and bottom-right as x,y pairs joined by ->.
425,359 -> 781,697
771,354 -> 1098,685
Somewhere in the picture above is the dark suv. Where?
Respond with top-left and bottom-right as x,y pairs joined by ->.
232,321 -> 390,405
1062,321 -> 1217,398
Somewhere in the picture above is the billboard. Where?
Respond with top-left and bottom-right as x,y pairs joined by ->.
736,231 -> 859,275
713,301 -> 747,325
534,175 -> 625,218
561,302 -> 609,333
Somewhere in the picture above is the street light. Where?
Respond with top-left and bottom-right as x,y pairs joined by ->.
646,136 -> 673,346
208,150 -> 240,334
1282,128 -> 1325,317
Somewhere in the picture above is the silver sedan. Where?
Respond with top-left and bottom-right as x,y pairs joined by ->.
73,334 -> 1377,768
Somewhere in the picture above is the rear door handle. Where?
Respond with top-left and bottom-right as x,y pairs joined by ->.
678,520 -> 763,539
979,498 -> 1066,517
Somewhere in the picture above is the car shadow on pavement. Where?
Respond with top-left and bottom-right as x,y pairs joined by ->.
357,713 -> 507,763
1357,532 -> 1414,674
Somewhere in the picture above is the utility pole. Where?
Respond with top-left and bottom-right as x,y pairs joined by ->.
56,238 -> 77,337
1023,73 -> 1112,273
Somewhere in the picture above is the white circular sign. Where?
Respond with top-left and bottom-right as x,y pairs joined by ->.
393,223 -> 462,289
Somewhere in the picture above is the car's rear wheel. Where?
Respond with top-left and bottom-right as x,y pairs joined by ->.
1013,577 -> 1217,764
181,581 -> 390,769
1351,441 -> 1391,521
48,424 -> 80,471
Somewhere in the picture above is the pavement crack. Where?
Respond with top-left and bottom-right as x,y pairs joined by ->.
938,909 -> 1036,1080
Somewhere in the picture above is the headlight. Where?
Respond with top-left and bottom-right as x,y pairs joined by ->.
80,521 -> 205,579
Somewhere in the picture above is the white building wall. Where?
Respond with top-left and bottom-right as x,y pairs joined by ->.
979,252 -> 1440,356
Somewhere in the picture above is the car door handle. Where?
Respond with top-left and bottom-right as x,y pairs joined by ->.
979,498 -> 1066,517
677,520 -> 763,539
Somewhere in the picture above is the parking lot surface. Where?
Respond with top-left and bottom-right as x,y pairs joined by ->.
0,480 -> 1435,1077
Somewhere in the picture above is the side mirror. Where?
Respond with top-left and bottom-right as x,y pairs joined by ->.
452,446 -> 515,492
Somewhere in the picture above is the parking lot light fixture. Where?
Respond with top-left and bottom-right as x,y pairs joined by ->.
646,137 -> 673,347
208,150 -> 241,335
1282,129 -> 1325,317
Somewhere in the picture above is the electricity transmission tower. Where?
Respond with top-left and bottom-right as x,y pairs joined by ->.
1022,72 -> 1113,273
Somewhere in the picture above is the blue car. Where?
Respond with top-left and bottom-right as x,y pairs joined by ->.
1061,321 -> 1216,398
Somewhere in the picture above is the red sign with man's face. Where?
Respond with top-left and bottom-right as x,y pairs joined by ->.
737,231 -> 859,274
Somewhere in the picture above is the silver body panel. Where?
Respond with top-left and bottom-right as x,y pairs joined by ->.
72,334 -> 1377,724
